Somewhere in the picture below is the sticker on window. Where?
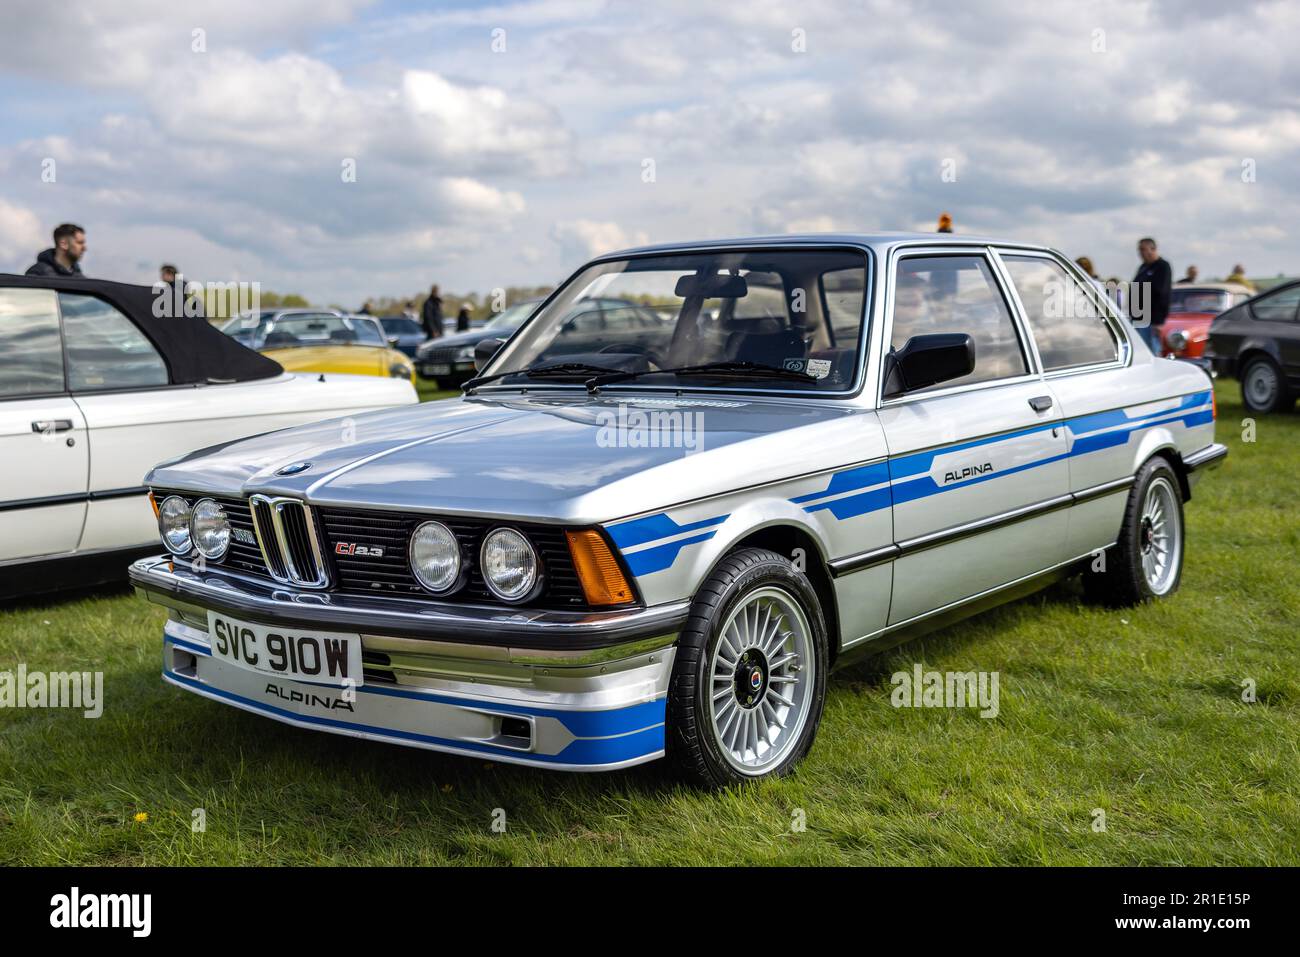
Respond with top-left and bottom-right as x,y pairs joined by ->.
805,358 -> 831,379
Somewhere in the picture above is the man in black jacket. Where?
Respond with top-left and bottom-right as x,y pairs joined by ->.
26,223 -> 86,276
1131,237 -> 1171,353
421,283 -> 443,339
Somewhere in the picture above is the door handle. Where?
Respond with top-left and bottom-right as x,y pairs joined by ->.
1028,396 -> 1053,412
31,419 -> 74,434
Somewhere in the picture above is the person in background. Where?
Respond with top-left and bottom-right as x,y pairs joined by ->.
1131,237 -> 1171,353
1075,256 -> 1098,279
358,301 -> 373,315
403,300 -> 418,321
456,304 -> 472,332
1224,264 -> 1255,291
157,263 -> 204,317
26,223 -> 86,276
421,284 -> 444,339
936,212 -> 953,233
1178,265 -> 1199,284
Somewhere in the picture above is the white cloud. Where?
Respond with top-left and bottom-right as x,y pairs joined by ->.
0,199 -> 45,266
551,219 -> 650,265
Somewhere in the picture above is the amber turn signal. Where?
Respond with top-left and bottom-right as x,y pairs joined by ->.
148,490 -> 159,519
565,530 -> 635,606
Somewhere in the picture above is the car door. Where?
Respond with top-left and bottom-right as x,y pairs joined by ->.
0,287 -> 90,561
54,291 -> 172,553
994,250 -> 1145,559
877,250 -> 1070,625
1248,284 -> 1300,380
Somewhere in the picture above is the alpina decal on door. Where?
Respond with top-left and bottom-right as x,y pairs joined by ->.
942,462 -> 993,484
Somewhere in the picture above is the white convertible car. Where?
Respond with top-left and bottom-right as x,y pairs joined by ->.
131,235 -> 1226,786
0,275 -> 417,598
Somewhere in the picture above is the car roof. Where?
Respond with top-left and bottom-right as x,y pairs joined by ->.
603,231 -> 1050,258
1175,283 -> 1252,293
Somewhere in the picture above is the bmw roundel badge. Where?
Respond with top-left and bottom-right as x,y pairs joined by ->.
277,461 -> 312,475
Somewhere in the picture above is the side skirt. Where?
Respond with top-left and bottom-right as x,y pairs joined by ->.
832,550 -> 1097,671
0,544 -> 158,602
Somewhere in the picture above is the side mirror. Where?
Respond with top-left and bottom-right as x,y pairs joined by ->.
387,335 -> 400,348
474,337 -> 505,371
883,333 -> 975,397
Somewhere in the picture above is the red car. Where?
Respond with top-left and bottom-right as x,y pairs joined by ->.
1160,283 -> 1253,358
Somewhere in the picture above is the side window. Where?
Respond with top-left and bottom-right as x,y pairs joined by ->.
1001,256 -> 1119,370
1251,286 -> 1300,322
58,293 -> 169,391
0,288 -> 64,397
890,255 -> 1027,392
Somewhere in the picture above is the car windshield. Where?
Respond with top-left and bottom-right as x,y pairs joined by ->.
483,301 -> 538,330
380,317 -> 423,336
1169,289 -> 1230,314
260,316 -> 384,349
485,249 -> 868,393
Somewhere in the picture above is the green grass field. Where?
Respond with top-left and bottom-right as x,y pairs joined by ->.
2,379 -> 1297,865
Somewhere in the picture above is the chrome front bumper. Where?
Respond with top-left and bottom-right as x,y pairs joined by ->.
135,557 -> 680,771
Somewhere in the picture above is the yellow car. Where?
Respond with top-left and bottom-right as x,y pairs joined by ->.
221,310 -> 415,383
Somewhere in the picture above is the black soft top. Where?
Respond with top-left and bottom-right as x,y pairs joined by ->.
0,273 -> 283,384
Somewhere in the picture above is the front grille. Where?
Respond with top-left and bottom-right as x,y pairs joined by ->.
421,346 -> 460,365
153,490 -> 601,610
247,495 -> 329,588
318,506 -> 589,609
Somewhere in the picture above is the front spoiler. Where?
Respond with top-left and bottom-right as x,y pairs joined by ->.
162,620 -> 673,771
130,555 -> 688,652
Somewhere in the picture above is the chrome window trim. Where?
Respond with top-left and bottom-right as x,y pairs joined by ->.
876,244 -> 1041,408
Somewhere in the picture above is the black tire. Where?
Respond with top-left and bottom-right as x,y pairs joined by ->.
666,547 -> 828,787
1240,355 -> 1292,413
1083,456 -> 1185,607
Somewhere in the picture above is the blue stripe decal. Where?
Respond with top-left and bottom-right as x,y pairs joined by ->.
622,532 -> 716,576
605,392 -> 1212,575
607,511 -> 728,549
164,637 -> 664,740
164,666 -> 664,766
793,391 -> 1211,520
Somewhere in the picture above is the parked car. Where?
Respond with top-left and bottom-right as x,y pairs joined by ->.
377,315 -> 429,358
131,234 -> 1225,786
222,307 -> 335,347
224,312 -> 415,384
415,297 -> 665,389
1206,279 -> 1300,412
0,275 -> 418,599
1159,283 -> 1252,360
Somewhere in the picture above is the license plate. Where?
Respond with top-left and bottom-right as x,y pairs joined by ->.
206,612 -> 363,687
423,363 -> 451,376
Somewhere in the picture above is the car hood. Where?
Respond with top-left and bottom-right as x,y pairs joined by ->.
146,391 -> 873,523
418,326 -> 518,354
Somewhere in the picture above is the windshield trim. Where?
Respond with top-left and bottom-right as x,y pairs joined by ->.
475,242 -> 875,401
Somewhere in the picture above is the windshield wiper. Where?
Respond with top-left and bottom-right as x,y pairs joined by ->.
462,362 -> 631,392
584,361 -> 817,393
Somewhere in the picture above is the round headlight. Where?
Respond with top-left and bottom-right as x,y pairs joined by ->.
480,528 -> 540,603
159,495 -> 192,555
190,498 -> 230,560
1167,330 -> 1188,351
389,361 -> 413,379
409,521 -> 462,594
455,345 -> 475,362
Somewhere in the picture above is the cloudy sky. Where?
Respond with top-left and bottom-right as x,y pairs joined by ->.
1,0 -> 1296,304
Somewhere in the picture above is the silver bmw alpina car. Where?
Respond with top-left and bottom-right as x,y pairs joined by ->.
131,234 -> 1227,786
